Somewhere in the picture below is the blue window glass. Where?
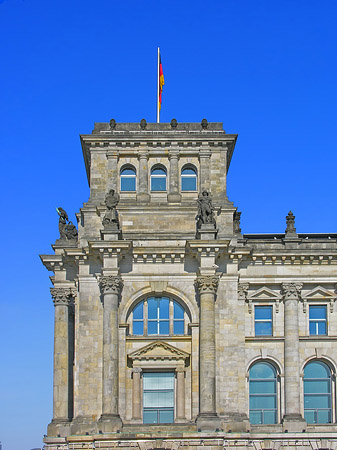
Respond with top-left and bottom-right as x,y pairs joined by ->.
249,362 -> 277,424
120,167 -> 136,191
304,361 -> 332,424
143,372 -> 174,423
131,297 -> 186,336
151,167 -> 167,191
255,306 -> 273,336
181,167 -> 197,191
309,305 -> 327,336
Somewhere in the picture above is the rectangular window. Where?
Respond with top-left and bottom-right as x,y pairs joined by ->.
143,372 -> 174,424
309,305 -> 327,335
255,306 -> 273,336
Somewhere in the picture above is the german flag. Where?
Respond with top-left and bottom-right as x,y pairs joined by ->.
159,54 -> 164,110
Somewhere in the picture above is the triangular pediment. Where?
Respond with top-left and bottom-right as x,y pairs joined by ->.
128,341 -> 189,361
303,286 -> 336,300
247,287 -> 281,300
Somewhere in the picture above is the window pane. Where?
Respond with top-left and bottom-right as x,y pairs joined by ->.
305,395 -> 331,409
255,306 -> 272,320
159,298 -> 169,318
121,177 -> 136,191
182,177 -> 197,191
143,410 -> 158,424
309,306 -> 326,319
152,168 -> 166,175
309,322 -> 317,335
304,410 -> 315,424
133,321 -> 144,335
159,410 -> 174,423
305,380 -> 330,394
174,302 -> 184,319
263,411 -> 277,425
174,321 -> 184,335
148,321 -> 158,335
249,411 -> 262,425
317,322 -> 327,335
318,410 -> 331,424
148,298 -> 157,319
143,373 -> 174,390
255,322 -> 272,336
250,395 -> 276,409
151,177 -> 166,191
144,391 -> 174,408
250,380 -> 276,394
304,362 -> 330,379
159,320 -> 169,335
250,363 -> 276,379
133,302 -> 143,319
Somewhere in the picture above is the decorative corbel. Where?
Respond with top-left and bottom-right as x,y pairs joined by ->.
238,282 -> 250,313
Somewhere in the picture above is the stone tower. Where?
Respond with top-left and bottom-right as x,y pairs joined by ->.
41,119 -> 337,449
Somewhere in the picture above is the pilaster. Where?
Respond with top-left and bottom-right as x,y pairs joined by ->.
167,149 -> 181,203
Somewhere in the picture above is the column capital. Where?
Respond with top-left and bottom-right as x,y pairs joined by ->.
50,287 -> 75,306
176,366 -> 185,374
99,275 -> 123,295
195,275 -> 219,294
132,367 -> 142,374
168,149 -> 180,160
137,150 -> 149,160
281,282 -> 303,300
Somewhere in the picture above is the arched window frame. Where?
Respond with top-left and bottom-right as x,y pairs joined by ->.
303,360 -> 333,424
150,165 -> 167,192
120,165 -> 137,192
248,360 -> 280,425
181,165 -> 198,192
128,296 -> 190,336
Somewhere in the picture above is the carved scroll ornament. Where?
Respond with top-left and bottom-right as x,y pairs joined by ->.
99,275 -> 123,295
281,282 -> 303,300
50,287 -> 75,306
195,275 -> 219,294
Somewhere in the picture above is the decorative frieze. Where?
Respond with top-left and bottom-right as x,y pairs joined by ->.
195,275 -> 219,294
50,287 -> 75,306
99,275 -> 123,295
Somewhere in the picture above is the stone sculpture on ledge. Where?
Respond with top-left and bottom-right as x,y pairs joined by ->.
102,189 -> 120,229
196,190 -> 215,226
56,207 -> 78,241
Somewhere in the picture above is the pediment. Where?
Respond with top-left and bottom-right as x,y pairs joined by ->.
247,287 -> 281,301
128,341 -> 189,361
302,286 -> 336,300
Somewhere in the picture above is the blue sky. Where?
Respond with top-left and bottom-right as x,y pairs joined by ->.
1,1 -> 337,449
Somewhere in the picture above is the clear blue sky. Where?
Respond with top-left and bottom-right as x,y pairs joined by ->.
1,1 -> 336,449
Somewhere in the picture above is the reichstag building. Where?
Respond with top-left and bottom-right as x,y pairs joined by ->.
40,119 -> 337,450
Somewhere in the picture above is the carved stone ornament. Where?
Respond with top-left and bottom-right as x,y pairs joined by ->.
56,207 -> 78,241
102,189 -> 120,229
285,210 -> 297,235
170,118 -> 178,129
201,118 -> 208,129
195,275 -> 219,294
281,282 -> 303,300
196,190 -> 216,226
140,118 -> 147,130
238,282 -> 249,300
50,287 -> 75,306
109,118 -> 116,130
99,276 -> 123,295
234,211 -> 242,235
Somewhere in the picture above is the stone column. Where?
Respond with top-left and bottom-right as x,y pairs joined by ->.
137,150 -> 150,202
199,147 -> 211,192
107,148 -> 119,191
167,149 -> 181,203
132,367 -> 142,420
50,287 -> 74,425
195,275 -> 221,430
176,367 -> 185,420
281,282 -> 306,431
98,275 -> 123,431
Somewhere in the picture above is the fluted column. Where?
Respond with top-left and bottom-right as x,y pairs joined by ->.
176,367 -> 185,420
50,287 -> 74,423
167,149 -> 181,203
281,282 -> 306,430
137,150 -> 150,202
132,367 -> 142,420
98,275 -> 123,430
195,275 -> 220,429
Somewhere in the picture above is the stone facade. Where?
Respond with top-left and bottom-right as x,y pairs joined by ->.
40,120 -> 337,449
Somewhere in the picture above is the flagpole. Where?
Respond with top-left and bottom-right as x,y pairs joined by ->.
157,47 -> 160,123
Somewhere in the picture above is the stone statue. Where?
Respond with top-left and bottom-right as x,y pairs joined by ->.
234,211 -> 242,235
102,189 -> 120,228
56,207 -> 78,241
196,190 -> 215,226
285,210 -> 297,235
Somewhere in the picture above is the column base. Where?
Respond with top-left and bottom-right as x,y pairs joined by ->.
196,413 -> 222,431
282,414 -> 307,432
47,418 -> 71,437
167,193 -> 181,203
220,413 -> 250,432
97,413 -> 123,432
70,415 -> 96,435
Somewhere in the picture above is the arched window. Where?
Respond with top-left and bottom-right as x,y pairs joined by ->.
120,167 -> 136,191
249,362 -> 278,424
304,361 -> 332,424
131,297 -> 186,336
181,166 -> 197,191
151,167 -> 167,191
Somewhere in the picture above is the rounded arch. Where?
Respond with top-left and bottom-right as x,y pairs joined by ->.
301,355 -> 337,376
119,285 -> 198,324
120,164 -> 137,191
246,355 -> 283,378
181,164 -> 197,191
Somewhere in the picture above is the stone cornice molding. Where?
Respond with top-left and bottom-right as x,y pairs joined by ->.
281,282 -> 303,300
50,287 -> 76,306
195,275 -> 219,294
99,275 -> 123,295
